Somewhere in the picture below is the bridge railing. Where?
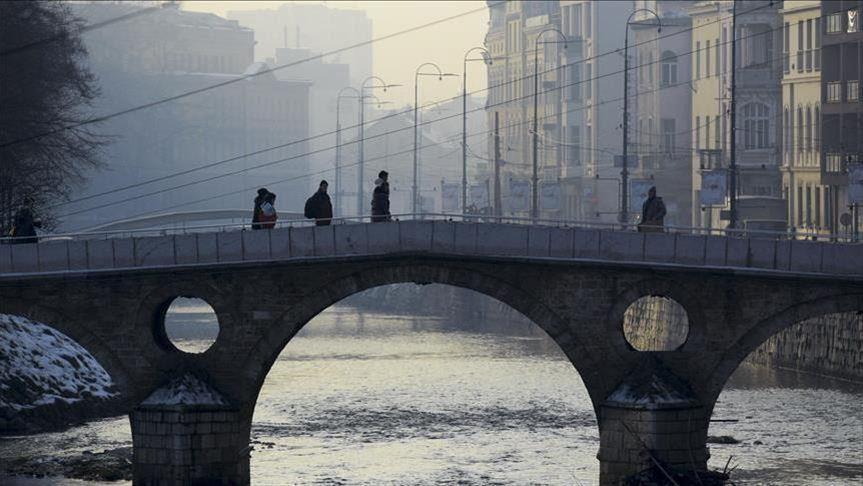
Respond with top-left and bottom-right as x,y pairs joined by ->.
1,214 -> 861,277
0,212 -> 859,245
0,213 -> 859,245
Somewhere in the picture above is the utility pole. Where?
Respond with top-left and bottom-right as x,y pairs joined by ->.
728,0 -> 739,230
494,111 -> 502,218
357,97 -> 365,217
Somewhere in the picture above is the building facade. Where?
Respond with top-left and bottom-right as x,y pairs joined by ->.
66,3 -> 311,230
630,1 -> 695,228
689,1 -> 784,231
781,1 -> 827,235
820,0 -> 862,235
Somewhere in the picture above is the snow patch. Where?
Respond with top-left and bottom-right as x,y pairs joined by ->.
0,314 -> 117,412
141,373 -> 228,406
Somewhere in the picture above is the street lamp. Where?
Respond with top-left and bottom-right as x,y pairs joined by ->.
463,47 -> 493,215
335,86 -> 360,218
531,28 -> 567,221
358,76 -> 398,217
620,8 -> 661,224
413,62 -> 458,215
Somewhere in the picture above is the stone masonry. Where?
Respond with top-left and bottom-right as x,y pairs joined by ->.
0,221 -> 861,485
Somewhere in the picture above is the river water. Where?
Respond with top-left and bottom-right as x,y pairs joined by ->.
1,306 -> 862,485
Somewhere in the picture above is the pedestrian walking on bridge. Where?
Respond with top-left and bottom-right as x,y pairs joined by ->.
638,186 -> 666,233
371,170 -> 391,223
305,180 -> 333,226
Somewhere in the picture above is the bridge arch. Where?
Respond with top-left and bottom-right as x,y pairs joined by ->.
0,303 -> 134,399
241,262 -> 607,412
705,292 -> 863,409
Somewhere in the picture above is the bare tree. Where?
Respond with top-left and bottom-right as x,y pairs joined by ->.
0,1 -> 104,233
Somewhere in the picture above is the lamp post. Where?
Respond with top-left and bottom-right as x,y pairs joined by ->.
358,76 -> 396,217
335,86 -> 360,218
531,28 -> 567,220
463,47 -> 493,215
413,62 -> 458,215
620,9 -> 661,224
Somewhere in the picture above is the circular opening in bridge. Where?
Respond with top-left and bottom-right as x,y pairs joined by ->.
162,297 -> 219,353
623,295 -> 689,351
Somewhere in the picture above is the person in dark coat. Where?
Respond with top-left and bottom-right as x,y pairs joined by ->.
639,186 -> 667,233
260,191 -> 278,229
304,180 -> 333,226
371,170 -> 391,223
11,198 -> 41,244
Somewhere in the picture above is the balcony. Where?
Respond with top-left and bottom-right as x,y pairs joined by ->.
738,66 -> 777,87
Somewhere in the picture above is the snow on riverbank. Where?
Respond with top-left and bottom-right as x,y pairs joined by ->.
0,314 -> 117,415
141,373 -> 227,406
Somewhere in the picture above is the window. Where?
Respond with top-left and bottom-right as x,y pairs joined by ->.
848,80 -> 860,102
660,50 -> 678,86
806,186 -> 812,226
848,9 -> 859,33
722,26 -> 729,74
797,107 -> 804,151
706,40 -> 711,77
648,51 -> 653,84
814,106 -> 820,151
715,115 -> 720,147
797,21 -> 804,72
814,17 -> 821,70
825,153 -> 843,172
585,2 -> 591,37
806,107 -> 812,152
705,116 -> 710,149
695,41 -> 701,79
715,37 -> 720,77
805,19 -> 813,71
827,13 -> 842,33
815,186 -> 821,227
695,116 -> 701,150
783,22 -> 790,73
797,186 -> 803,225
827,81 -> 841,102
743,103 -> 770,149
784,107 -> 791,155
661,118 -> 675,153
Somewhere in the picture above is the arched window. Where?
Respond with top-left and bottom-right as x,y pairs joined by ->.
744,102 -> 771,149
660,50 -> 678,87
797,106 -> 804,151
783,107 -> 790,156
806,106 -> 813,152
814,105 -> 820,152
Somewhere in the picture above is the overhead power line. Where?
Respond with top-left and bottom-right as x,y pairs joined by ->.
51,0 -> 778,212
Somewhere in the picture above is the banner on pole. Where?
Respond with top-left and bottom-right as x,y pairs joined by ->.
540,182 -> 561,211
700,169 -> 728,205
630,179 -> 654,213
508,179 -> 530,212
441,183 -> 460,211
614,154 -> 638,168
849,164 -> 863,205
468,183 -> 489,210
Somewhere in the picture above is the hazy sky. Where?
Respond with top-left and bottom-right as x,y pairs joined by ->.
181,1 -> 489,107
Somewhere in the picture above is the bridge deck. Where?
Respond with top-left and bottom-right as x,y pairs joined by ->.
1,221 -> 861,279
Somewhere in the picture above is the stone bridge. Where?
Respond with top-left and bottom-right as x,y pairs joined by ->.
1,220 -> 861,485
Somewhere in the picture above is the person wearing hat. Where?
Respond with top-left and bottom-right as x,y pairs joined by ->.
371,170 -> 391,223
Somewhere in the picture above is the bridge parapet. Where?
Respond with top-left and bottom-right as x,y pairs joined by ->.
1,220 -> 861,279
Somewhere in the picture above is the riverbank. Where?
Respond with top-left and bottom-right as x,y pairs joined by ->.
0,314 -> 124,435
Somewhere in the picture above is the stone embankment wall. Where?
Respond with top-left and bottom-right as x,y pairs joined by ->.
744,312 -> 863,381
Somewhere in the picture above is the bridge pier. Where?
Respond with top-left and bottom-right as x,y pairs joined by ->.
130,404 -> 249,485
598,403 -> 709,484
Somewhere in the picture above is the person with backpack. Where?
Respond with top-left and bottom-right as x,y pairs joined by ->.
371,170 -> 391,223
304,180 -> 333,226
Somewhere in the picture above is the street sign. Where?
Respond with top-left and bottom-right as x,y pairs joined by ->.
700,169 -> 727,205
441,183 -> 460,211
508,179 -> 530,212
540,182 -> 561,211
848,164 -> 863,205
630,179 -> 653,213
468,183 -> 489,210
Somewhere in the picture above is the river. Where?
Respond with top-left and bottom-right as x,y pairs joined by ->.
1,306 -> 861,485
